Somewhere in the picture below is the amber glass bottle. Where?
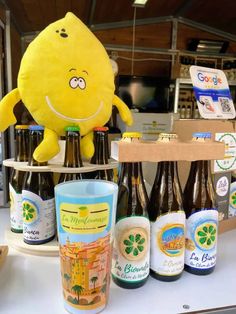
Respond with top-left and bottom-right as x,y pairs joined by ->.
184,132 -> 218,275
22,125 -> 55,245
148,133 -> 185,281
90,127 -> 113,181
58,126 -> 83,183
9,125 -> 29,233
112,132 -> 150,289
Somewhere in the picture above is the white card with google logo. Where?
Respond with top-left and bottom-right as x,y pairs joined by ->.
190,66 -> 236,119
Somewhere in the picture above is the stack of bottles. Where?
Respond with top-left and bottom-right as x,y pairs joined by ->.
9,124 -> 115,245
112,132 -> 218,289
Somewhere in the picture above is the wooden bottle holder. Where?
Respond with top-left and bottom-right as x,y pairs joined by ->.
111,138 -> 236,234
111,138 -> 225,162
3,158 -> 118,256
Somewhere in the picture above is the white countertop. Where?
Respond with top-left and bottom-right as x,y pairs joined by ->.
0,207 -> 235,314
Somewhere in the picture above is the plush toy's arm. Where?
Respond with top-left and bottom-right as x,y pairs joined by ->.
113,95 -> 133,126
33,128 -> 60,162
0,88 -> 20,131
81,131 -> 94,159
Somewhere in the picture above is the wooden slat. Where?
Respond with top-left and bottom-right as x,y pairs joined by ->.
114,51 -> 171,77
70,0 -> 92,25
177,24 -> 236,52
94,22 -> 172,48
5,0 -> 32,32
184,0 -> 236,35
56,0 -> 72,20
93,0 -> 186,24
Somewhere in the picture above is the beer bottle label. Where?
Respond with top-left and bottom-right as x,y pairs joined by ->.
22,190 -> 55,242
112,216 -> 150,283
150,211 -> 185,276
229,181 -> 236,217
185,209 -> 218,269
9,184 -> 23,230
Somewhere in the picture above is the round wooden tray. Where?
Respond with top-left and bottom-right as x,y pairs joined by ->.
5,230 -> 59,256
3,158 -> 118,173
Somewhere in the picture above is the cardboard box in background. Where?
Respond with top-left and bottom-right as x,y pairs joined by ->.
117,112 -> 179,140
213,172 -> 231,221
173,119 -> 235,142
173,119 -> 236,187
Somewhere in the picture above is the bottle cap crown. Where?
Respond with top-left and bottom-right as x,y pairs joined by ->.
192,132 -> 211,139
65,126 -> 80,132
158,133 -> 178,141
122,132 -> 142,139
93,126 -> 109,132
29,125 -> 44,131
15,125 -> 29,130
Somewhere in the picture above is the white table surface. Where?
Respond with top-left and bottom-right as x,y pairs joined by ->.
0,207 -> 235,314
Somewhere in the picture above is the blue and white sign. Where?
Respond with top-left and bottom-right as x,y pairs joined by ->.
190,66 -> 236,119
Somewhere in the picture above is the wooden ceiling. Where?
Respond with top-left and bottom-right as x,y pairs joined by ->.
3,0 -> 236,36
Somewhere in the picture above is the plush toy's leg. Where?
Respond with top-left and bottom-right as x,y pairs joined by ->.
0,88 -> 20,131
81,131 -> 94,159
113,94 -> 133,126
33,128 -> 60,162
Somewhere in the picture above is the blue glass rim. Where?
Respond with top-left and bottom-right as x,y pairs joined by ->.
192,132 -> 211,139
29,125 -> 44,131
55,179 -> 118,199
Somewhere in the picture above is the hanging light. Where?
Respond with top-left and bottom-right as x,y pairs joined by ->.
133,0 -> 149,7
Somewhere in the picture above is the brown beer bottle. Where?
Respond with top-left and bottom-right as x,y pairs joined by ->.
112,132 -> 150,289
22,125 -> 55,245
148,133 -> 185,282
184,132 -> 218,275
90,127 -> 113,181
9,125 -> 29,233
58,126 -> 83,183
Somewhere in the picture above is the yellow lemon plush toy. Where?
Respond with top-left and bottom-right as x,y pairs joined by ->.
0,12 -> 132,162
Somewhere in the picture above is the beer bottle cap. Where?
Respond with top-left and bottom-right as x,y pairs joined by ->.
65,126 -> 80,132
29,125 -> 44,131
15,125 -> 29,129
122,132 -> 142,139
158,133 -> 178,142
192,132 -> 211,139
93,126 -> 109,132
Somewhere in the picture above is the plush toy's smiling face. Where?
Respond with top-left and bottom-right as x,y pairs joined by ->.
18,12 -> 115,135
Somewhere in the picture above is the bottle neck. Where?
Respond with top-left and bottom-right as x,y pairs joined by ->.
188,160 -> 211,181
184,160 -> 215,210
64,132 -> 83,168
15,130 -> 28,162
154,161 -> 179,184
151,161 -> 183,214
119,162 -> 145,185
28,131 -> 47,166
91,131 -> 109,165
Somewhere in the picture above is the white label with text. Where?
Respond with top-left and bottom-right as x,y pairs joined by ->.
112,216 -> 150,282
9,184 -> 23,230
185,209 -> 218,269
22,190 -> 56,242
150,211 -> 185,276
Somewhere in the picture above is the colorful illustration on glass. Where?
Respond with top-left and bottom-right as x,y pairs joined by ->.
158,224 -> 185,257
60,234 -> 111,310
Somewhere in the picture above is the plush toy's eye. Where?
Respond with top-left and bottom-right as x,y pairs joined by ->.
69,77 -> 78,89
78,77 -> 86,90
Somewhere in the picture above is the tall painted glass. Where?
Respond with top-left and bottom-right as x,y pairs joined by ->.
55,180 -> 118,314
